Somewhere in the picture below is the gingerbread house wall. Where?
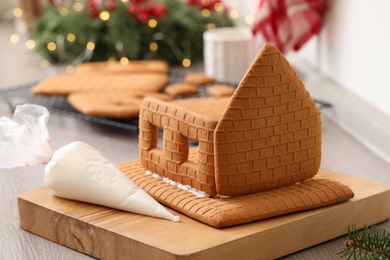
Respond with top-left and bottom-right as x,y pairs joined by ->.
214,44 -> 322,197
139,97 -> 218,196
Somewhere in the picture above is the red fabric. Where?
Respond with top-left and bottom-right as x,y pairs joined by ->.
252,0 -> 327,53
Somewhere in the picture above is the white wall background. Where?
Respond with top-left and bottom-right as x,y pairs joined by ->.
224,0 -> 390,117
297,0 -> 390,116
0,0 -> 13,18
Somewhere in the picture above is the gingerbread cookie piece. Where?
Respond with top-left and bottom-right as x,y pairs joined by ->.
164,83 -> 198,96
206,84 -> 236,97
31,73 -> 169,95
183,73 -> 216,86
74,60 -> 169,75
132,91 -> 173,102
169,97 -> 230,121
67,92 -> 143,118
67,90 -> 172,118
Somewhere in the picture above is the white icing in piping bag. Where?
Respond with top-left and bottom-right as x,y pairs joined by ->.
44,141 -> 179,222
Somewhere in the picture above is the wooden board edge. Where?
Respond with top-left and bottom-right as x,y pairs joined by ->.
17,197 -> 177,260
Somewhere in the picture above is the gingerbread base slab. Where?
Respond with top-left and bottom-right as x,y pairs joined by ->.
18,170 -> 390,260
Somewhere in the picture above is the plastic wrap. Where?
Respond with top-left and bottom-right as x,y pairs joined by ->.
0,104 -> 53,168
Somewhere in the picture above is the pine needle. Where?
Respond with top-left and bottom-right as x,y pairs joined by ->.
338,225 -> 390,260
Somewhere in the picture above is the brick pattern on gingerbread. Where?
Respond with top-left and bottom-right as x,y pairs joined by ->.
139,98 -> 219,196
214,44 -> 322,196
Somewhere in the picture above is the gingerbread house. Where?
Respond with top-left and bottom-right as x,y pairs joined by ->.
120,43 -> 353,228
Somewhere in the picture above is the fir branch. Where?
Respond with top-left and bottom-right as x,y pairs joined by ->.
338,225 -> 390,260
30,0 -> 234,65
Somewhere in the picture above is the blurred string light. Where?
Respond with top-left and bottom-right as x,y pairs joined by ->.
73,2 -> 83,12
229,10 -> 239,20
120,57 -> 129,65
148,19 -> 157,28
59,7 -> 69,16
65,65 -> 75,73
13,8 -> 23,17
245,15 -> 254,25
47,42 -> 57,51
40,59 -> 50,68
86,41 -> 95,51
99,11 -> 110,21
214,2 -> 224,12
207,23 -> 216,30
202,9 -> 211,17
25,40 -> 36,49
150,42 -> 158,51
108,56 -> 117,62
10,34 -> 19,43
66,33 -> 76,42
182,58 -> 191,68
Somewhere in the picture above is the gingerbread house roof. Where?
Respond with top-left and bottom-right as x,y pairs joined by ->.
214,43 -> 322,196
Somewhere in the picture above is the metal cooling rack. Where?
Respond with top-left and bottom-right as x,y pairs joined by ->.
0,82 -> 142,131
0,72 -> 187,131
0,72 -> 331,132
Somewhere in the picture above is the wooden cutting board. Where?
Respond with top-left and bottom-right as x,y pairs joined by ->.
18,169 -> 390,260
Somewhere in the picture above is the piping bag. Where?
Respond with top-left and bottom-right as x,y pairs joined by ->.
0,104 -> 179,222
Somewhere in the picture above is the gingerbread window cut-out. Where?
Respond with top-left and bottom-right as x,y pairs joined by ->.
139,98 -> 218,196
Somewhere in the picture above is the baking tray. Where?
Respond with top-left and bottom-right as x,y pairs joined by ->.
0,72 -> 331,131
